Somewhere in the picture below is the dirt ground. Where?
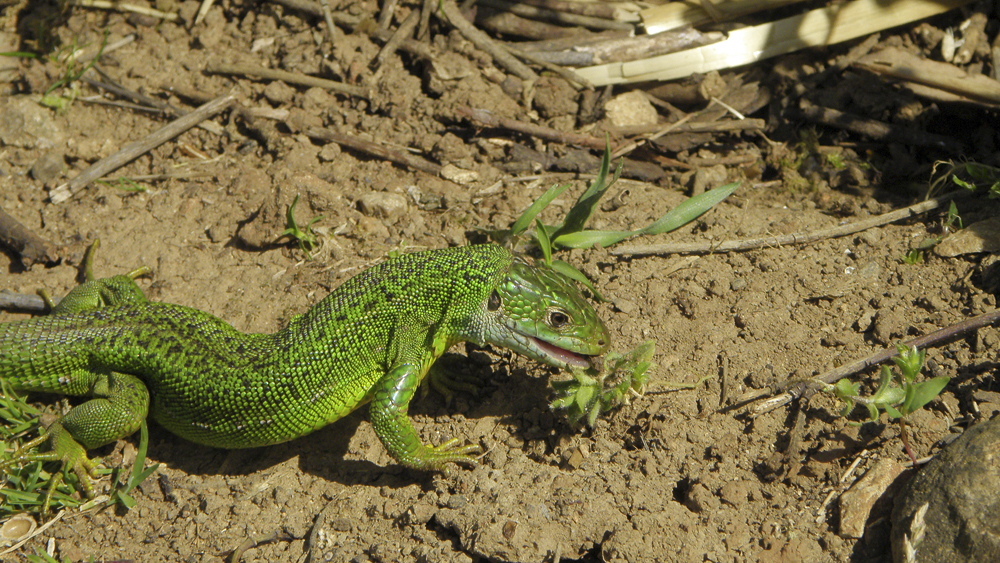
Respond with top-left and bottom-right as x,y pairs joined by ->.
2,1 -> 1000,562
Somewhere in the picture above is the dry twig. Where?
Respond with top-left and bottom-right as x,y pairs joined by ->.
457,107 -> 608,150
205,62 -> 369,99
304,128 -> 442,176
49,93 -> 237,203
612,193 -> 961,257
0,208 -> 59,267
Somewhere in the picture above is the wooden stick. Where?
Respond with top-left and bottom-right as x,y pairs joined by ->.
457,106 -> 609,150
0,291 -> 47,313
611,193 -> 959,257
789,101 -> 963,152
49,93 -> 236,203
372,8 -> 419,70
0,208 -> 59,267
304,127 -> 442,175
205,62 -> 370,99
476,0 -> 634,31
503,45 -> 593,89
438,0 -> 537,81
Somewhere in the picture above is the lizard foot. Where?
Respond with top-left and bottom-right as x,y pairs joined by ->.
1,424 -> 102,515
407,438 -> 482,475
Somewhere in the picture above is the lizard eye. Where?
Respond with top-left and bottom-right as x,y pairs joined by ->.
487,290 -> 502,311
547,309 -> 570,328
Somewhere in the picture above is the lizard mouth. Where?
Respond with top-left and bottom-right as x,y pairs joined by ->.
530,336 -> 595,369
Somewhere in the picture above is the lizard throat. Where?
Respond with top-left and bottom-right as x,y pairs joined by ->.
530,336 -> 593,369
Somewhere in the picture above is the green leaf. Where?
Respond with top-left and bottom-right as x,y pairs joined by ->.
550,139 -> 620,240
884,404 -> 902,419
642,182 -> 740,236
510,183 -> 571,238
535,219 -> 552,266
866,403 -> 879,421
903,376 -> 950,416
553,229 -> 636,249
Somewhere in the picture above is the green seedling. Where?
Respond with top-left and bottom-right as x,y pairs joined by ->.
26,548 -> 77,563
901,200 -> 962,264
551,341 -> 655,428
828,343 -> 949,463
931,159 -> 1000,199
94,177 -> 148,193
108,420 -> 159,513
497,142 -> 738,300
281,194 -> 324,260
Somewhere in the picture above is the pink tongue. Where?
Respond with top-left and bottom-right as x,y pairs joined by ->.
532,337 -> 591,368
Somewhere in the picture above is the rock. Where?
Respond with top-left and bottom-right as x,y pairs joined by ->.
936,218 -> 1000,257
838,459 -> 904,539
30,151 -> 66,184
357,191 -> 408,222
891,416 -> 1000,563
0,96 -> 65,149
604,91 -> 658,127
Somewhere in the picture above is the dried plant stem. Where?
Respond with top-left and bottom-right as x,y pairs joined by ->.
746,307 -> 1000,416
304,128 -> 442,176
457,107 -> 608,150
612,193 -> 959,257
438,0 -> 537,81
205,62 -> 369,99
49,93 -> 236,203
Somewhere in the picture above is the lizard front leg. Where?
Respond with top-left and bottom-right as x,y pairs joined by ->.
369,363 -> 481,472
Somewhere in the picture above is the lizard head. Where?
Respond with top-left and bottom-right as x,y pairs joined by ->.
483,257 -> 610,370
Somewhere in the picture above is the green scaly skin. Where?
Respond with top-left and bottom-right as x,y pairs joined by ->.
0,244 -> 609,498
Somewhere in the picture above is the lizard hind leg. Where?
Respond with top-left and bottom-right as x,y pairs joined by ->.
1,371 -> 150,513
38,238 -> 152,314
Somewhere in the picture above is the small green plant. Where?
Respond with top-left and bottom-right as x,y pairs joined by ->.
931,159 -> 1000,198
551,341 -> 655,427
281,194 -> 324,259
108,420 -> 160,512
94,177 -> 148,193
828,343 -> 950,463
498,142 -> 738,297
901,200 -> 962,264
2,32 -> 109,113
25,549 -> 74,563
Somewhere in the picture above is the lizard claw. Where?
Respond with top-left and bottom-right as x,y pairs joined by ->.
413,438 -> 482,474
1,424 -> 102,515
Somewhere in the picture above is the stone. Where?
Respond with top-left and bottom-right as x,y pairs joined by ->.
30,151 -> 66,184
0,96 -> 65,149
838,459 -> 904,539
891,416 -> 1000,563
604,91 -> 658,128
357,191 -> 408,222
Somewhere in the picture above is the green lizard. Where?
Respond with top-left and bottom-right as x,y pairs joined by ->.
0,244 -> 609,502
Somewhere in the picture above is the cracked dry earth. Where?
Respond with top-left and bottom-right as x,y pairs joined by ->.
2,1 -> 1000,562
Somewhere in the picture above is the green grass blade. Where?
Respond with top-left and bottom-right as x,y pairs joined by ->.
510,183 -> 571,239
552,229 -> 636,249
534,219 -> 552,266
642,182 -> 740,236
550,142 -> 622,240
550,259 -> 604,301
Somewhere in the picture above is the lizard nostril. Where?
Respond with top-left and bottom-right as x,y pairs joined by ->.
598,339 -> 605,346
